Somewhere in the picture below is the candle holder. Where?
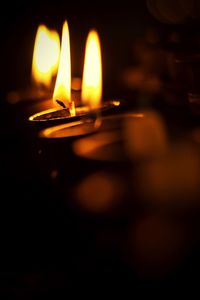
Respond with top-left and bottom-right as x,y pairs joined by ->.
28,99 -> 122,128
39,118 -> 101,139
38,112 -> 140,141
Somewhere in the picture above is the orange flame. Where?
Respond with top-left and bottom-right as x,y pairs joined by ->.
81,30 -> 102,109
32,24 -> 60,88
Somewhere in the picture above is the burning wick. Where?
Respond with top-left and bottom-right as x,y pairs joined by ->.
55,99 -> 66,108
55,99 -> 76,118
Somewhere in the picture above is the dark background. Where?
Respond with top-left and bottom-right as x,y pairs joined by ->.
1,0 -> 200,298
1,0 -> 157,97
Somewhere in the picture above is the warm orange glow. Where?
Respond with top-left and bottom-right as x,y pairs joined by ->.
49,31 -> 61,77
124,111 -> 168,159
28,108 -> 58,121
112,100 -> 121,106
53,21 -> 73,112
82,30 -> 102,109
75,172 -> 123,213
39,120 -> 97,138
71,77 -> 82,91
32,24 -> 60,87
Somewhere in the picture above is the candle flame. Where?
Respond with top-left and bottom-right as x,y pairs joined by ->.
82,30 -> 102,109
32,24 -> 60,87
53,21 -> 73,112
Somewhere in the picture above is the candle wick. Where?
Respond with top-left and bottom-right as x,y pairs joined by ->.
55,99 -> 67,109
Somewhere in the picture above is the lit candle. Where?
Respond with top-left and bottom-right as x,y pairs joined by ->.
29,24 -> 121,125
32,24 -> 60,90
7,24 -> 60,110
52,21 -> 75,115
81,30 -> 102,109
81,29 -> 121,114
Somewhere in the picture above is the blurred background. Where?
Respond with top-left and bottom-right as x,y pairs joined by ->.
2,0 -> 200,104
1,0 -> 200,298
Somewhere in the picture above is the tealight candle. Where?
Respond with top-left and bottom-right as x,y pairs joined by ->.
29,21 -> 123,126
38,113 -> 136,141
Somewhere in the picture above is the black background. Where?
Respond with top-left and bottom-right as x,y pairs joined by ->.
1,1 -> 200,298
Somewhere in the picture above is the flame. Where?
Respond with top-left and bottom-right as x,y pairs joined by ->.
82,30 -> 102,109
53,21 -> 73,111
49,31 -> 61,77
32,24 -> 60,87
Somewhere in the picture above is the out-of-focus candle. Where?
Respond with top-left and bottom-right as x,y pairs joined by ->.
32,24 -> 60,89
7,24 -> 60,114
